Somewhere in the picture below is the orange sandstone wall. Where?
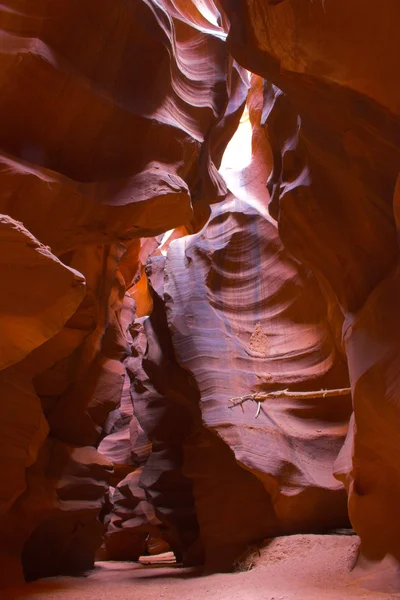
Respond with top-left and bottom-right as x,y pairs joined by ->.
0,0 -> 247,586
1,0 -> 399,588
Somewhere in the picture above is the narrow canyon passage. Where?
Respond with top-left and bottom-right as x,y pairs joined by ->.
1,1 -> 400,599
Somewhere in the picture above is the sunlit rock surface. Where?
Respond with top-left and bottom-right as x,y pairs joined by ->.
165,191 -> 351,533
1,0 -> 400,590
219,0 -> 400,571
103,76 -> 352,568
0,0 -> 247,248
0,0 -> 246,587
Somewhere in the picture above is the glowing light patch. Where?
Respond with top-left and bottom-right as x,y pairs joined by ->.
220,106 -> 252,175
160,229 -> 175,255
195,0 -> 220,27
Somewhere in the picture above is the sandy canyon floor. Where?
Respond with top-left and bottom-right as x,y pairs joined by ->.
6,535 -> 400,600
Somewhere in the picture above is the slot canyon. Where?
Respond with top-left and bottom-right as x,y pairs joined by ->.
1,1 -> 400,599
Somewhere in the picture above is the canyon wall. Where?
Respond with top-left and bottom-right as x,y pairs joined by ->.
219,0 -> 400,574
0,0 -> 247,586
1,0 -> 400,590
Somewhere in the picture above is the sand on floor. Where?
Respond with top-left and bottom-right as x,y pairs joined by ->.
5,534 -> 400,600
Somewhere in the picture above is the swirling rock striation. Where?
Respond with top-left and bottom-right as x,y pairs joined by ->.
165,193 -> 351,533
3,0 -> 400,589
0,0 -> 247,587
0,0 -> 247,251
219,0 -> 400,574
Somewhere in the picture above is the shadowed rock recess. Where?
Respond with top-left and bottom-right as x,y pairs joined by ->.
0,0 -> 399,591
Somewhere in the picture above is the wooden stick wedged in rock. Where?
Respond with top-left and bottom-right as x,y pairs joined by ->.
229,387 -> 352,418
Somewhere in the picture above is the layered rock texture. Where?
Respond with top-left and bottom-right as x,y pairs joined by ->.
0,0 -> 247,586
165,194 -> 351,534
219,0 -> 400,577
1,0 -> 400,591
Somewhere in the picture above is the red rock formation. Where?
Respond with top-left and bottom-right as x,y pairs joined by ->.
135,267 -> 278,569
100,75 -> 351,568
219,0 -> 400,575
0,216 -> 86,371
21,441 -> 113,581
1,0 -> 399,590
0,0 -> 246,246
97,313 -> 163,563
165,193 -> 351,533
0,0 -> 247,587
0,216 -> 86,585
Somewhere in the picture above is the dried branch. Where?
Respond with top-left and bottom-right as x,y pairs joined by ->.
228,387 -> 351,418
